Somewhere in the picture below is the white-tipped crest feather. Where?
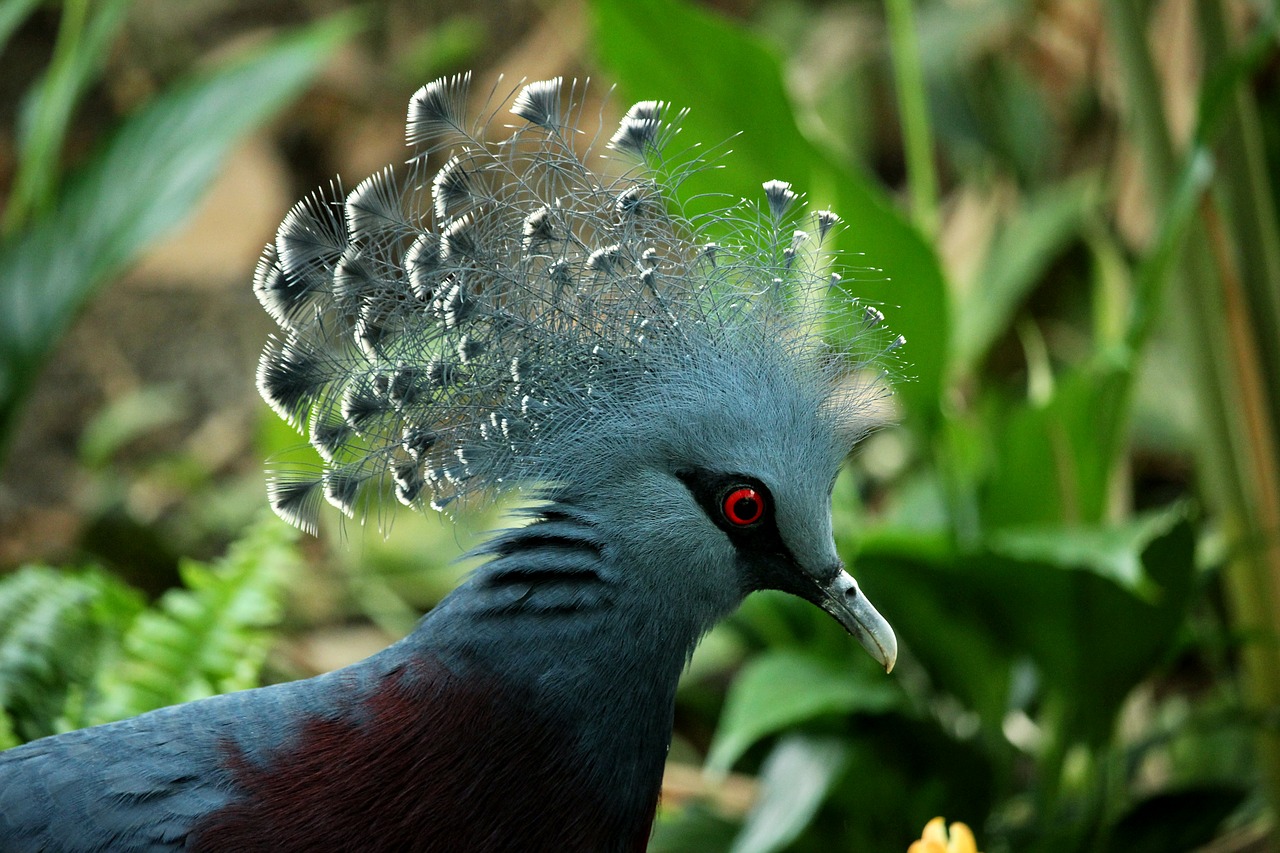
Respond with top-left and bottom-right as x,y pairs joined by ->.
254,76 -> 901,531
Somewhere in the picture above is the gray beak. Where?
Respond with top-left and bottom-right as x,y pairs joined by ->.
817,570 -> 897,673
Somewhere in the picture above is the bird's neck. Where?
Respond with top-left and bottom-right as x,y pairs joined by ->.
385,506 -> 743,834
424,502 -> 737,666
415,505 -> 731,717
199,508 -> 745,851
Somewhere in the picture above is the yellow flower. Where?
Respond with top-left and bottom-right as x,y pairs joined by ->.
908,816 -> 981,853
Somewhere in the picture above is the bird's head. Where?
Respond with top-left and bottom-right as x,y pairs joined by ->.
531,308 -> 897,671
254,73 -> 899,671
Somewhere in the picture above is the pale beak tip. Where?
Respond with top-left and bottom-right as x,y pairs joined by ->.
863,619 -> 897,674
822,569 -> 897,675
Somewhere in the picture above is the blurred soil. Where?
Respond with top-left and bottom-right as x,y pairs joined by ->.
0,0 -> 588,571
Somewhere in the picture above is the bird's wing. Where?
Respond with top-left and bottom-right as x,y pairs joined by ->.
0,682 -> 315,852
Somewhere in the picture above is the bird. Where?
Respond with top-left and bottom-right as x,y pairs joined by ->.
0,73 -> 900,852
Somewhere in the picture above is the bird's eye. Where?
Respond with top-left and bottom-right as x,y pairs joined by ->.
721,486 -> 765,527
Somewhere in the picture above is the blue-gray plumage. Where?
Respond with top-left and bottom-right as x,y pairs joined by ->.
0,73 -> 899,851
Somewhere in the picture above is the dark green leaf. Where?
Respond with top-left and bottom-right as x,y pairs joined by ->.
0,0 -> 44,60
848,529 -> 1016,724
818,715 -> 997,853
980,359 -> 1131,527
650,803 -> 739,853
986,505 -> 1187,597
591,0 -> 950,426
1103,785 -> 1246,853
706,650 -> 899,773
852,507 -> 1198,745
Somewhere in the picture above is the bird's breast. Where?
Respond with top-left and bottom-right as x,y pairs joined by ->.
188,652 -> 662,852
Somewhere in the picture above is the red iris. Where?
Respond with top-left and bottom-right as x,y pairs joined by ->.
722,486 -> 765,526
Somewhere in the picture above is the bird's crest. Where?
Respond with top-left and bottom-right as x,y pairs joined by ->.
254,73 -> 901,533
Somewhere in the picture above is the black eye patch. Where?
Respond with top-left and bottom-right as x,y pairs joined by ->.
675,470 -> 788,555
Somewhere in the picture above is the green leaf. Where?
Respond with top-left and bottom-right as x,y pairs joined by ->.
0,706 -> 16,750
706,650 -> 899,773
5,0 -> 133,232
79,514 -> 299,726
985,505 -> 1187,598
853,507 -> 1198,745
394,14 -> 486,86
730,735 -> 849,853
916,0 -> 1019,76
979,358 -> 1131,527
0,14 -> 355,455
1126,147 -> 1215,354
650,803 -> 739,853
0,565 -> 143,742
849,529 -> 1016,724
591,0 -> 951,425
0,0 -> 44,59
809,714 -> 998,851
1103,785 -> 1246,853
953,176 -> 1100,374
78,384 -> 188,468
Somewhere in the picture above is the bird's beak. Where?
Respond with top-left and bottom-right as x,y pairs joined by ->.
816,569 -> 897,673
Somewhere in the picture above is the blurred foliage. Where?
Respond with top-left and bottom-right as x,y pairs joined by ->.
0,513 -> 296,749
1,0 -> 1278,851
594,0 -> 1280,850
0,2 -> 354,453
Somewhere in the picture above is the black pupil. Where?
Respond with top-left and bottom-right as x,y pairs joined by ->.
733,494 -> 758,522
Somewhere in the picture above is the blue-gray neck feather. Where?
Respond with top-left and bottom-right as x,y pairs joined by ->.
391,500 -> 741,782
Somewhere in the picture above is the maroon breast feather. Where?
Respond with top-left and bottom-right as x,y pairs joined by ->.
190,655 -> 655,852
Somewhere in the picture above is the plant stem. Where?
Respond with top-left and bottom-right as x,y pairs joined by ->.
883,0 -> 938,238
2,0 -> 89,234
1105,0 -> 1280,817
1196,0 -> 1280,817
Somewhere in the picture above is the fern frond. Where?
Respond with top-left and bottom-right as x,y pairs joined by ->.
0,566 -> 142,742
80,514 -> 300,727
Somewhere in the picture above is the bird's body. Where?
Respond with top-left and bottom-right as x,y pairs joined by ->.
0,74 -> 898,851
0,522 -> 689,850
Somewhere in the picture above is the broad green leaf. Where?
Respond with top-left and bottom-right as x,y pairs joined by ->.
706,650 -> 899,773
979,359 -> 1131,527
985,504 -> 1187,597
591,0 -> 950,426
0,14 -> 355,454
852,507 -> 1198,746
730,735 -> 849,853
846,529 -> 1016,724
